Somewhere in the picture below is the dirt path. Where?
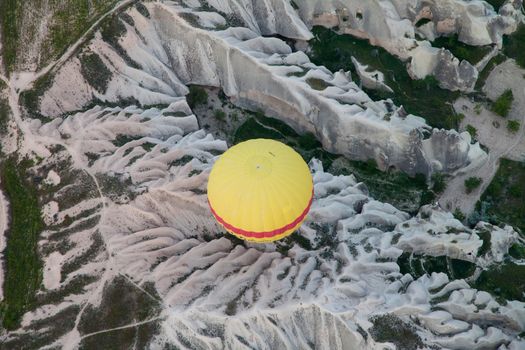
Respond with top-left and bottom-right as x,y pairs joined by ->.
438,60 -> 525,216
10,0 -> 134,93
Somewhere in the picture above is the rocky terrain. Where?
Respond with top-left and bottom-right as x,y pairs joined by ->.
30,1 -> 486,179
295,0 -> 524,91
0,1 -> 524,349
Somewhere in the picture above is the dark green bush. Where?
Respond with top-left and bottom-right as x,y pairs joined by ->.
187,85 -> 208,109
466,124 -> 477,139
492,89 -> 514,117
79,52 -> 112,94
465,177 -> 482,194
507,120 -> 520,133
213,109 -> 226,122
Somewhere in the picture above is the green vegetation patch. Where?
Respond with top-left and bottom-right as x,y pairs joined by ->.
78,276 -> 161,338
369,314 -> 424,350
491,89 -> 514,117
475,54 -> 507,90
464,177 -> 482,194
20,72 -> 55,118
135,2 -> 150,18
47,1 -> 118,66
187,85 -> 209,109
308,26 -> 461,129
1,0 -> 118,73
214,109 -> 227,122
0,305 -> 80,349
503,24 -> 525,69
509,243 -> 525,260
96,173 -> 134,202
473,263 -> 525,302
476,229 -> 492,257
99,12 -> 140,69
465,124 -> 477,139
0,158 -> 44,329
330,158 -> 436,213
453,208 -> 466,222
0,0 -> 20,72
433,34 -> 492,65
286,70 -> 308,78
397,252 -> 476,280
179,12 -> 202,28
112,134 -> 142,147
476,158 -> 525,233
79,52 -> 113,94
507,120 -> 520,133
485,0 -> 507,11
0,97 -> 10,135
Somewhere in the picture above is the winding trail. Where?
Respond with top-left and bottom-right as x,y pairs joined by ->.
79,316 -> 163,340
10,0 -> 134,93
438,60 -> 525,216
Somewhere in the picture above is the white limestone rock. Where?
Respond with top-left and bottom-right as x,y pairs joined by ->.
351,56 -> 394,93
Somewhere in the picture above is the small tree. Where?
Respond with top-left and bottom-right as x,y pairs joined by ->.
507,120 -> 520,133
465,177 -> 482,194
491,89 -> 514,117
187,85 -> 208,109
465,124 -> 477,139
431,173 -> 446,194
213,109 -> 226,122
453,208 -> 465,221
474,104 -> 482,115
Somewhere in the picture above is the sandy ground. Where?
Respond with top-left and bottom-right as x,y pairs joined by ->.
439,59 -> 525,216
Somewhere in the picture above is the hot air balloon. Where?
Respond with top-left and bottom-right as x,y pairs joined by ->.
207,139 -> 314,243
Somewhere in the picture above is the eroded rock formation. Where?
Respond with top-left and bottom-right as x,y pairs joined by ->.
34,2 -> 484,179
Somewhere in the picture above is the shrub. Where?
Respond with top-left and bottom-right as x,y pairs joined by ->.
431,173 -> 446,194
79,52 -> 112,94
474,104 -> 482,115
507,120 -> 520,133
485,0 -> 506,11
454,208 -> 466,221
466,124 -> 477,139
0,99 -> 10,134
492,89 -> 514,117
503,24 -> 525,69
187,85 -> 208,109
465,177 -> 482,194
369,314 -> 424,350
213,109 -> 226,122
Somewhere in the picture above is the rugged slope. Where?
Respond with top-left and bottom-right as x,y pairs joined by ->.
32,2 -> 484,178
292,0 -> 524,91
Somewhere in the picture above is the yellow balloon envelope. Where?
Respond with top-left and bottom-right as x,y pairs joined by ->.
207,139 -> 313,243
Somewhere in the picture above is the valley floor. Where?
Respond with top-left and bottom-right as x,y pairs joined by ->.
439,59 -> 525,216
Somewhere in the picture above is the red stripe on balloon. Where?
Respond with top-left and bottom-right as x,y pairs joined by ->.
208,189 -> 314,239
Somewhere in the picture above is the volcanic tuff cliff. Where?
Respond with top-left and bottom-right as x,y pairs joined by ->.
274,0 -> 524,91
28,1 -> 485,178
